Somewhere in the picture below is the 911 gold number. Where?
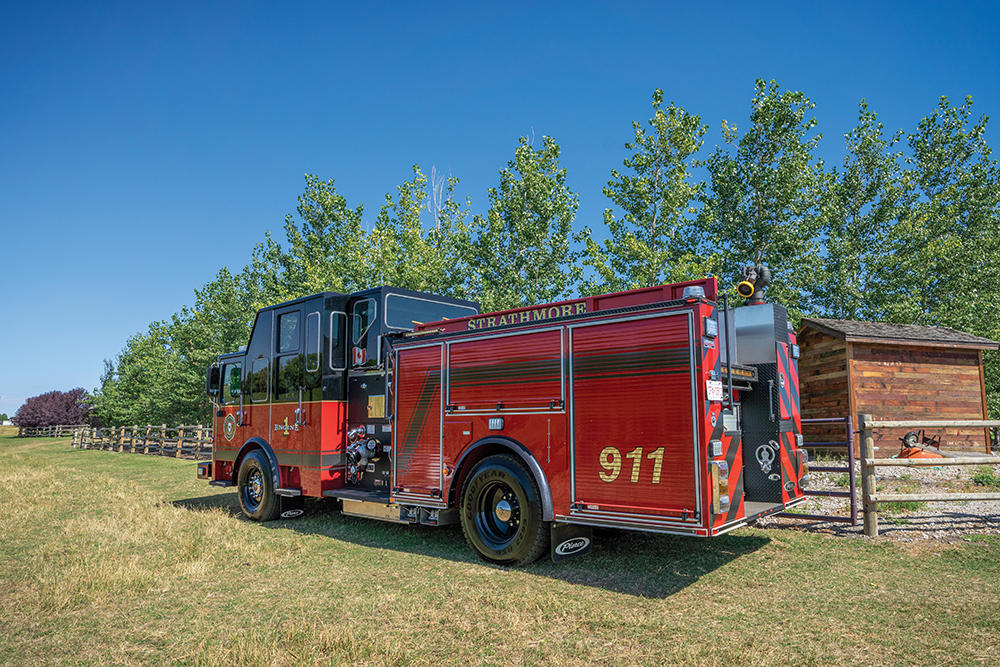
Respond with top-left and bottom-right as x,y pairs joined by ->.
598,446 -> 665,484
598,446 -> 621,482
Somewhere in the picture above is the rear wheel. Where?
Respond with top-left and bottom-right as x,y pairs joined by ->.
460,454 -> 549,565
237,450 -> 280,521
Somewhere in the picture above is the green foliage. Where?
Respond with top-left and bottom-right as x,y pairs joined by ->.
813,101 -> 906,320
701,79 -> 827,319
466,135 -> 581,311
369,166 -> 473,297
971,466 -> 1000,489
90,266 -> 272,427
880,96 -> 1000,332
91,84 -> 1000,426
579,90 -> 713,295
258,174 -> 368,300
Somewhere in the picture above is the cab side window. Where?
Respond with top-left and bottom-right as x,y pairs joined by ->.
278,312 -> 300,353
329,312 -> 346,371
222,363 -> 242,404
250,358 -> 269,402
304,311 -> 322,401
275,309 -> 303,402
351,298 -> 378,367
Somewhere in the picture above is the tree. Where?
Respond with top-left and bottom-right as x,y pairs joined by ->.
368,166 -> 473,297
13,389 -> 91,427
881,96 -> 1000,416
89,321 -> 204,427
812,100 -> 906,320
262,174 -> 369,301
0,413 -> 7,423
466,135 -> 581,311
879,96 -> 1000,327
701,79 -> 826,318
580,90 -> 713,295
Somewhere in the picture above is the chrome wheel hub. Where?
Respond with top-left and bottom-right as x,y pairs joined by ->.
495,499 -> 512,523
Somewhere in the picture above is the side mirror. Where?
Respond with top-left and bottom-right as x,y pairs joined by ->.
206,364 -> 220,397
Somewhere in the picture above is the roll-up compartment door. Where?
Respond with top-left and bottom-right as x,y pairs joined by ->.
571,313 -> 700,521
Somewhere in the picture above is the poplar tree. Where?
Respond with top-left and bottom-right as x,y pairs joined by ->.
579,90 -> 711,295
369,166 -> 473,297
813,100 -> 905,320
466,136 -> 580,311
701,79 -> 826,318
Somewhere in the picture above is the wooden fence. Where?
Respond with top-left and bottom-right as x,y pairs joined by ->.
778,416 -> 859,526
72,425 -> 213,460
16,424 -> 82,438
860,414 -> 1000,537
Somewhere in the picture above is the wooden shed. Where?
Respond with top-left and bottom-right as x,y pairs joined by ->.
797,318 -> 998,456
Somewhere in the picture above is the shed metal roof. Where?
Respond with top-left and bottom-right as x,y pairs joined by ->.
799,318 -> 999,351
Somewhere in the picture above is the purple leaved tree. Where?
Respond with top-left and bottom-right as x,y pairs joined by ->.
13,388 -> 92,427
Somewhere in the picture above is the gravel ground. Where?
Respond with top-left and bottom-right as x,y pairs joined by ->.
755,458 -> 1000,542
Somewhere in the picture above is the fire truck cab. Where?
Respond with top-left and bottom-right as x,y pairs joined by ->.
203,277 -> 809,565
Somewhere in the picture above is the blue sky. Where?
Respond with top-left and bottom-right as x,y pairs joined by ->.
1,1 -> 998,418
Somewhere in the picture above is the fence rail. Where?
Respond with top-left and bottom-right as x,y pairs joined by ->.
17,424 -> 82,438
72,425 -> 213,460
860,414 -> 1000,537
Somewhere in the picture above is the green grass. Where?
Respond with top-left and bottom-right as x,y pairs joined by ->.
2,436 -> 999,666
971,466 -> 1000,489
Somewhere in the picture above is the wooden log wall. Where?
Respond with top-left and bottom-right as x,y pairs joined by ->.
71,425 -> 213,460
853,343 -> 989,454
797,329 -> 852,448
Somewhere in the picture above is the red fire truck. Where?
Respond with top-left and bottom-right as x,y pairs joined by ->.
202,275 -> 809,565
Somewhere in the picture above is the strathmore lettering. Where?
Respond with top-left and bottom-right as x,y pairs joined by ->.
467,302 -> 587,330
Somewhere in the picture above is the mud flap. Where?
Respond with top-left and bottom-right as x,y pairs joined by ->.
551,523 -> 593,563
279,495 -> 305,519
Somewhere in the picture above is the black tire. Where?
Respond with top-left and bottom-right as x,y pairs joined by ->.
237,450 -> 280,521
460,454 -> 549,566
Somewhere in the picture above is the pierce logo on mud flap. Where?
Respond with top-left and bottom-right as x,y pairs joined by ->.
555,537 -> 591,556
280,509 -> 304,519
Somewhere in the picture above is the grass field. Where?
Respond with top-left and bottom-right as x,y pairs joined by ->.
1,436 -> 998,666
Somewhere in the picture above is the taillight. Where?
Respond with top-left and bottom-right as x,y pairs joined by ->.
711,460 -> 730,513
796,448 -> 810,487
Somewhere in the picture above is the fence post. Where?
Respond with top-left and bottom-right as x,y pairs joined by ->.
847,415 -> 858,526
860,413 -> 878,537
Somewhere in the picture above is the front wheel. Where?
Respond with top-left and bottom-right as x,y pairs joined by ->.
237,450 -> 280,521
460,454 -> 549,566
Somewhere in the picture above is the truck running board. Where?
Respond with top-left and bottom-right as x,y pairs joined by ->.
322,487 -> 390,502
208,480 -> 233,488
275,488 -> 302,497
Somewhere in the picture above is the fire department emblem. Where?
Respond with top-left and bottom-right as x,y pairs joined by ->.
223,413 -> 236,441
